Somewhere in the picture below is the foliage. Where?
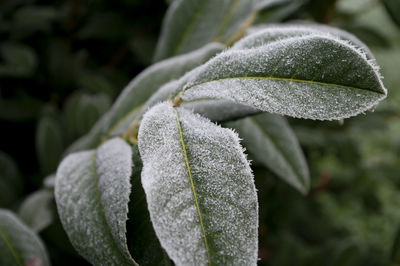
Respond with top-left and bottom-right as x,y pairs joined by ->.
1,0 -> 399,265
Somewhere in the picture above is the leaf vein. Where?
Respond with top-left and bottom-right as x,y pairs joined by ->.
173,108 -> 211,264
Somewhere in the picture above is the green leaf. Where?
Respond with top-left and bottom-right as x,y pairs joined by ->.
13,6 -> 57,33
255,0 -> 292,11
177,34 -> 386,120
76,93 -> 111,136
66,43 -> 223,154
36,115 -> 64,174
0,42 -> 37,77
0,151 -> 22,208
383,0 -> 400,27
226,113 -> 309,194
153,0 -> 256,61
254,0 -> 305,23
138,102 -> 258,265
55,138 -> 137,266
78,72 -> 114,96
126,146 -> 172,265
0,209 -> 50,266
18,190 -> 54,233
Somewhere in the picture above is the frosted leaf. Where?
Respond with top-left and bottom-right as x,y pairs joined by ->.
182,99 -> 260,122
0,209 -> 50,266
55,138 -> 137,266
18,190 -> 54,232
66,43 -> 223,154
226,113 -> 309,194
153,0 -> 256,61
138,102 -> 258,266
241,23 -> 374,59
179,34 -> 386,120
126,146 -> 172,266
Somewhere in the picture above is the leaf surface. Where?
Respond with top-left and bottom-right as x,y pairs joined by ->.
178,34 -> 386,120
153,0 -> 256,61
226,113 -> 309,193
0,209 -> 50,266
18,190 -> 54,232
55,138 -> 137,266
138,102 -> 258,266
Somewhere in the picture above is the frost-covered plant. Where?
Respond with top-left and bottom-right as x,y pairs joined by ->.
54,1 -> 387,265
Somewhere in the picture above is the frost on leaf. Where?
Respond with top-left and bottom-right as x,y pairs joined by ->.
226,113 -> 309,194
55,138 -> 137,266
238,23 -> 374,59
138,102 -> 258,266
178,34 -> 386,120
182,99 -> 260,122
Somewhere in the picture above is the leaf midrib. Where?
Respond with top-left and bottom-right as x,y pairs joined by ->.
173,108 -> 211,264
183,75 -> 386,95
0,225 -> 23,266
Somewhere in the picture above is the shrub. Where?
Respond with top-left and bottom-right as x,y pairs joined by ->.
2,0 -> 399,265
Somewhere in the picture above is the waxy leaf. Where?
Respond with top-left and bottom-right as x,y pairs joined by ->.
178,34 -> 386,120
0,209 -> 50,266
138,102 -> 258,266
55,138 -> 137,266
67,43 -> 223,154
18,190 -> 54,232
226,113 -> 309,194
36,115 -> 64,174
153,0 -> 256,61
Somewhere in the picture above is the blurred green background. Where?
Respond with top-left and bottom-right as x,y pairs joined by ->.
1,0 -> 399,265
